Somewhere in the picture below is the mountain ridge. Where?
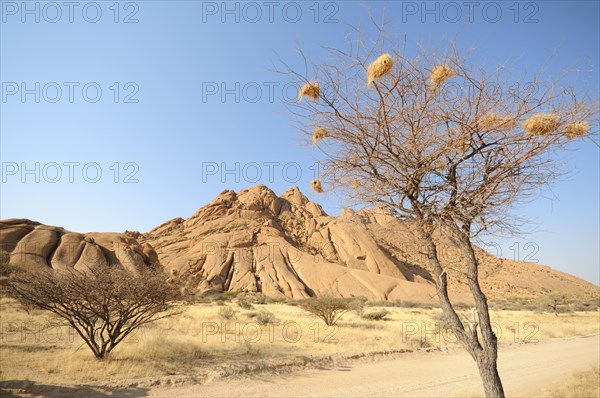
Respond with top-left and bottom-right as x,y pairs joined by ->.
1,184 -> 597,303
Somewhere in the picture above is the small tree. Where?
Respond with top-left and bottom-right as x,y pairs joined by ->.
540,292 -> 572,316
300,296 -> 352,326
4,265 -> 182,360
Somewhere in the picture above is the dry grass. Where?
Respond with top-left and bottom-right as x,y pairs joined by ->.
523,113 -> 559,135
1,296 -> 598,387
540,366 -> 600,398
367,53 -> 393,85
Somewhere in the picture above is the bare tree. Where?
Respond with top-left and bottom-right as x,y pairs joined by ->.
299,296 -> 353,326
4,265 -> 182,360
281,27 -> 597,397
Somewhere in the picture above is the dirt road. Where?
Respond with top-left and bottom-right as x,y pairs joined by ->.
149,335 -> 600,397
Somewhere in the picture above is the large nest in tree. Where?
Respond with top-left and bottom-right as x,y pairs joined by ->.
523,113 -> 559,136
298,82 -> 320,101
310,179 -> 324,193
429,64 -> 454,85
312,127 -> 328,145
367,54 -> 394,85
479,113 -> 516,132
565,121 -> 589,139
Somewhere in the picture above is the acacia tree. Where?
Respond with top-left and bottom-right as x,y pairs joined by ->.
4,265 -> 182,360
281,29 -> 597,397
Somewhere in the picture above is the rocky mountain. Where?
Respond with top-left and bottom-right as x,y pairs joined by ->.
1,185 -> 597,303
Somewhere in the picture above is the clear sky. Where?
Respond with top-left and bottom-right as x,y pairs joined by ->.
1,1 -> 598,284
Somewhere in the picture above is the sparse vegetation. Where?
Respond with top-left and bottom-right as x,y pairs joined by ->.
299,296 -> 354,326
237,299 -> 254,310
0,294 -> 598,388
362,309 -> 390,321
255,310 -> 278,325
540,292 -> 573,316
541,366 -> 600,397
218,306 -> 237,320
3,265 -> 181,360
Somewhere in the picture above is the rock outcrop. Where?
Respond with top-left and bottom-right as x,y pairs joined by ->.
0,219 -> 159,274
139,185 -> 598,302
2,185 -> 597,303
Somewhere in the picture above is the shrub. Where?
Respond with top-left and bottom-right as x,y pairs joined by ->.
218,306 -> 237,320
4,265 -> 181,360
299,296 -> 353,326
362,309 -> 390,321
350,296 -> 369,316
255,310 -> 278,325
237,299 -> 254,310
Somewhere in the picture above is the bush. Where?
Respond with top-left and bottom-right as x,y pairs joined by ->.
362,309 -> 390,321
299,296 -> 353,326
218,306 -> 237,320
350,296 -> 369,316
5,265 -> 181,360
237,299 -> 254,310
255,310 -> 278,325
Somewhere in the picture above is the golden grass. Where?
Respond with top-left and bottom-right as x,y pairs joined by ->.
1,296 -> 598,387
523,113 -> 559,136
298,82 -> 320,101
540,366 -> 600,398
367,53 -> 394,85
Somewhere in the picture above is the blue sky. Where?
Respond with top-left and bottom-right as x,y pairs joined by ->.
1,1 -> 598,284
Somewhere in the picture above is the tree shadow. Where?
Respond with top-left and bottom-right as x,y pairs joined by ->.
0,380 -> 149,398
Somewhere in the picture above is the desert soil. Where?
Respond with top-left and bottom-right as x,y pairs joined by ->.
148,334 -> 599,397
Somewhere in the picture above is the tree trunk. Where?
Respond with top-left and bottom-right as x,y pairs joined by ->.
476,352 -> 505,398
457,230 -> 505,398
416,219 -> 505,398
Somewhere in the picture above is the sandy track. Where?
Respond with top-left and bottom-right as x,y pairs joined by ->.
148,335 -> 600,397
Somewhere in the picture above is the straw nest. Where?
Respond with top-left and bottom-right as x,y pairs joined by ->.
367,53 -> 394,85
310,179 -> 324,193
430,64 -> 454,85
298,82 -> 320,101
166,278 -> 175,285
479,114 -> 516,131
523,113 -> 559,136
170,268 -> 178,276
312,127 -> 328,144
565,121 -> 589,139
459,139 -> 470,153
